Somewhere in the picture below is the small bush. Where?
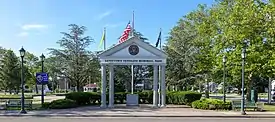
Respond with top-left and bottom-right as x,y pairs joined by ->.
167,91 -> 202,105
192,99 -> 232,110
42,102 -> 51,109
138,91 -> 153,104
65,92 -> 100,105
49,99 -> 77,109
114,92 -> 127,104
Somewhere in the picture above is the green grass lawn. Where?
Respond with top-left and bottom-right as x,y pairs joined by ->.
2,104 -> 43,110
258,93 -> 268,98
264,103 -> 275,112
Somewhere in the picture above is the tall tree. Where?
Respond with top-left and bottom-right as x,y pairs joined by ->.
24,52 -> 40,93
48,24 -> 94,91
0,50 -> 21,93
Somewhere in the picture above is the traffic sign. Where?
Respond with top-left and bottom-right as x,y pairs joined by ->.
36,72 -> 49,84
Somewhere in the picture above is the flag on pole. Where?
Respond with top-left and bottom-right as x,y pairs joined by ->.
155,29 -> 162,48
98,28 -> 106,50
119,21 -> 131,44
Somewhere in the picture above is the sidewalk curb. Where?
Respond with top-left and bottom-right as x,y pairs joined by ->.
0,114 -> 275,118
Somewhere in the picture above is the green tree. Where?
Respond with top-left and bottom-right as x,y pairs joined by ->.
0,50 -> 20,94
208,0 -> 275,100
24,52 -> 40,93
48,24 -> 95,91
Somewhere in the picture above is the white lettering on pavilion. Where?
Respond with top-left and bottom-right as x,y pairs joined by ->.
104,59 -> 162,63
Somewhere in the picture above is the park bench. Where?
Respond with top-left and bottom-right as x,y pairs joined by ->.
231,100 -> 263,111
5,99 -> 33,110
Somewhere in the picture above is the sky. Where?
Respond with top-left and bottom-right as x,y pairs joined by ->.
0,0 -> 215,57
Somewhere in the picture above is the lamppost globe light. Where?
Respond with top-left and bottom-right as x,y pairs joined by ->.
222,55 -> 227,103
241,42 -> 247,115
19,47 -> 27,114
40,53 -> 46,105
40,53 -> 45,61
19,47 -> 26,57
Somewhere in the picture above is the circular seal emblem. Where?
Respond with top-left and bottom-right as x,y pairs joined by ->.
128,45 -> 139,55
36,75 -> 43,83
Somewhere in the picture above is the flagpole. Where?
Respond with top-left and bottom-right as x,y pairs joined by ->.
104,27 -> 106,50
158,28 -> 162,107
132,11 -> 134,33
159,28 -> 162,49
131,11 -> 135,94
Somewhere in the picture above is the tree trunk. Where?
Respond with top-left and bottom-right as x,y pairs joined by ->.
205,79 -> 210,98
9,89 -> 12,94
4,88 -> 7,95
76,81 -> 80,92
35,84 -> 38,94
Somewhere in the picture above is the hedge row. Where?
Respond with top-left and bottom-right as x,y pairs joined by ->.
191,98 -> 232,110
65,91 -> 202,106
167,91 -> 202,105
43,99 -> 77,109
44,91 -> 202,109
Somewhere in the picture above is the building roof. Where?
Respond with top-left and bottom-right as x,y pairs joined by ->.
97,36 -> 167,59
84,84 -> 97,88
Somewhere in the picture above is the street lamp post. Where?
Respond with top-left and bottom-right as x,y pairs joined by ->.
241,43 -> 247,115
19,47 -> 27,114
223,55 -> 227,103
40,53 -> 45,105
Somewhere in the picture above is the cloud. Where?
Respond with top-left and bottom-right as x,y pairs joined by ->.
95,11 -> 112,20
17,32 -> 29,37
17,24 -> 49,37
21,24 -> 48,30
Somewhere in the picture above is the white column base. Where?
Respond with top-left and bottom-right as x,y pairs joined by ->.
100,104 -> 107,108
108,105 -> 114,108
152,105 -> 159,108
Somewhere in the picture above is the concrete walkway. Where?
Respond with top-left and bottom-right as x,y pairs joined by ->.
0,105 -> 275,118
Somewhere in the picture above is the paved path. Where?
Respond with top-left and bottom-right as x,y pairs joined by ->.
0,117 -> 275,122
32,96 -> 65,103
0,105 -> 275,118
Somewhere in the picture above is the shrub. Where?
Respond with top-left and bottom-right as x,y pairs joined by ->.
166,91 -> 202,105
49,99 -> 77,109
191,99 -> 232,110
64,91 -> 201,106
138,91 -> 153,104
88,92 -> 101,104
65,92 -> 100,105
114,92 -> 127,104
42,102 -> 51,109
65,92 -> 90,105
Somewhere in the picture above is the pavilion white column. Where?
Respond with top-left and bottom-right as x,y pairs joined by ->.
161,65 -> 166,107
153,65 -> 159,107
100,65 -> 107,108
109,65 -> 114,108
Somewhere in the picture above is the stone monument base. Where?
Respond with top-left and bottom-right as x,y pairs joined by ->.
126,94 -> 139,106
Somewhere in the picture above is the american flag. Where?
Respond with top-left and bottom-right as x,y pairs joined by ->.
119,22 -> 131,44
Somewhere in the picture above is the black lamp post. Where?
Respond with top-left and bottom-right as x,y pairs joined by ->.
241,42 -> 247,115
19,47 -> 27,114
223,55 -> 227,103
40,53 -> 45,105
